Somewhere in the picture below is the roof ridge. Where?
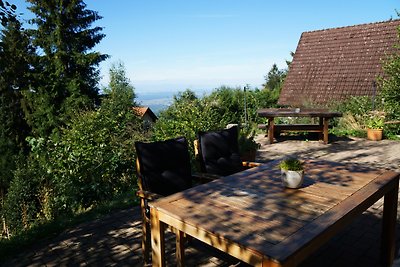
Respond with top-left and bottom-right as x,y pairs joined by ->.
303,18 -> 400,34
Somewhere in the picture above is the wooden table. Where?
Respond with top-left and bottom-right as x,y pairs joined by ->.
257,108 -> 342,144
150,160 -> 399,267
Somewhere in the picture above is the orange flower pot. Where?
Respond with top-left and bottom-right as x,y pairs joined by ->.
367,128 -> 383,141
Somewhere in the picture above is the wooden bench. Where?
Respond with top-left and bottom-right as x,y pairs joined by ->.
259,124 -> 324,136
257,108 -> 342,144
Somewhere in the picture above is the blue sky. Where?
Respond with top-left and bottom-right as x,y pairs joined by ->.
13,1 -> 399,95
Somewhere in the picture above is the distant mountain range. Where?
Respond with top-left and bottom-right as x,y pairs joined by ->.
135,89 -> 212,115
136,91 -> 174,115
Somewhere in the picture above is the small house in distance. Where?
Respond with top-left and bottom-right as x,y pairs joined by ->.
132,107 -> 158,129
279,19 -> 400,107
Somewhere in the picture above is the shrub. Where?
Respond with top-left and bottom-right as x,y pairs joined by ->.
3,159 -> 42,235
379,27 -> 400,137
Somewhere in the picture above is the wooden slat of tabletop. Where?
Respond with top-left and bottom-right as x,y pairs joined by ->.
257,108 -> 342,118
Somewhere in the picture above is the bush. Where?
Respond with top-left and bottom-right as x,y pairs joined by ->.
2,63 -> 144,236
153,90 -> 223,159
379,27 -> 400,137
331,96 -> 383,137
3,159 -> 42,235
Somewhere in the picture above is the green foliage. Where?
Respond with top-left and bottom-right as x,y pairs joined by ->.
3,63 -> 143,235
366,111 -> 385,129
0,19 -> 33,216
0,189 -> 136,262
0,0 -> 17,27
263,63 -> 287,90
332,96 -> 382,137
205,86 -> 280,126
379,26 -> 400,136
278,157 -> 304,171
24,0 -> 108,137
153,89 -> 222,152
3,158 -> 42,234
238,126 -> 260,155
154,86 -> 281,160
204,86 -> 246,126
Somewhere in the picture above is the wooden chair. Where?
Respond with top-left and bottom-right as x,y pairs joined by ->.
195,126 -> 260,176
135,136 -> 213,265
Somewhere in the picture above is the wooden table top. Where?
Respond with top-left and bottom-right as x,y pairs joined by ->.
151,160 -> 398,266
257,108 -> 342,118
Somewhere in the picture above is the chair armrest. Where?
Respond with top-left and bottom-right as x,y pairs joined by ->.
192,172 -> 221,183
136,190 -> 163,201
242,161 -> 262,168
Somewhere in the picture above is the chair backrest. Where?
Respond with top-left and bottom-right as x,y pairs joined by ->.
197,126 -> 243,176
135,137 -> 193,196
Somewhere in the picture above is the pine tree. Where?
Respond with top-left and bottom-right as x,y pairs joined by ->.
0,19 -> 32,216
25,0 -> 108,137
0,0 -> 17,27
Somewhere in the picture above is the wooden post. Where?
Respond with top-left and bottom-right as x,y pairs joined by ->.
151,207 -> 166,267
380,178 -> 399,267
268,117 -> 275,144
140,199 -> 151,264
323,117 -> 329,144
318,117 -> 323,141
176,230 -> 186,267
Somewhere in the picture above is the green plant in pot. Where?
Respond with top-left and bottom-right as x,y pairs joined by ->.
278,157 -> 304,188
238,127 -> 260,162
366,110 -> 385,141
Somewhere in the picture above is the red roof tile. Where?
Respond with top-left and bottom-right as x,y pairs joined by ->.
278,19 -> 400,106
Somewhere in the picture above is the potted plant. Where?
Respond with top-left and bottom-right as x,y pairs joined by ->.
278,157 -> 305,188
366,111 -> 385,141
238,127 -> 260,162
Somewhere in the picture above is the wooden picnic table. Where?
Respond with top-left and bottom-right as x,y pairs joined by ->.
150,160 -> 399,267
257,108 -> 342,144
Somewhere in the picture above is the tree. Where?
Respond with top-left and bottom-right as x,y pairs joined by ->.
102,62 -> 137,114
262,63 -> 286,91
0,0 -> 17,27
0,19 -> 33,216
153,89 -> 222,157
3,63 -> 143,232
262,52 -> 293,91
24,0 -> 108,137
380,26 -> 400,136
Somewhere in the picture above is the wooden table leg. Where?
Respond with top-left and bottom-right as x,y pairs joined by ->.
380,178 -> 399,267
151,207 -> 166,267
323,118 -> 329,144
141,199 -> 151,264
318,117 -> 323,141
268,117 -> 275,144
176,230 -> 185,267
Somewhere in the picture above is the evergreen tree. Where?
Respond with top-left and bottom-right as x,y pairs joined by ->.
0,0 -> 17,27
24,0 -> 108,137
102,62 -> 137,114
0,19 -> 32,203
262,63 -> 286,91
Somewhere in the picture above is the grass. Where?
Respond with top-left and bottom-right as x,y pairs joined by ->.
0,190 -> 138,262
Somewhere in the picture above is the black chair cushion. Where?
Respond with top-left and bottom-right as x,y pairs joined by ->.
198,126 -> 244,176
135,137 -> 193,196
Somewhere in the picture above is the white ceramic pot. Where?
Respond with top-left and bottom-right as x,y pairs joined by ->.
281,170 -> 304,188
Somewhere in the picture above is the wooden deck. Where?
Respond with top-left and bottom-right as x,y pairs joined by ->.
2,137 -> 400,267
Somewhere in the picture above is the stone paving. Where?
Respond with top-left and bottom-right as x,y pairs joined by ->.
1,136 -> 400,267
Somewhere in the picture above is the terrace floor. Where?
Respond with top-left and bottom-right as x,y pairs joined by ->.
2,135 -> 400,267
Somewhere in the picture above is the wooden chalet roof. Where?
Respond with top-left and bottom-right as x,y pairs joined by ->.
132,107 -> 158,122
278,19 -> 400,106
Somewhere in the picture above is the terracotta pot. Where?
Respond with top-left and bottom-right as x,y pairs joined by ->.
367,128 -> 383,141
